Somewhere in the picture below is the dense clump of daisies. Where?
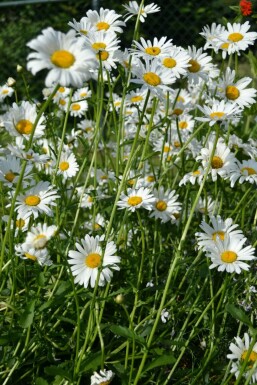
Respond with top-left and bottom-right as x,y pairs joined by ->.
1,1 -> 257,384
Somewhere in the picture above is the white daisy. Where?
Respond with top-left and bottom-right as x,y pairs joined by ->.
131,57 -> 176,97
90,369 -> 114,385
69,98 -> 88,118
27,27 -> 96,87
3,101 -> 46,139
15,243 -> 52,266
15,181 -> 59,219
161,308 -> 170,323
195,196 -> 216,215
196,99 -> 242,127
205,234 -> 255,273
68,17 -> 95,37
68,235 -> 120,288
0,84 -> 14,102
56,151 -> 79,180
131,37 -> 173,59
230,159 -> 257,187
86,7 -> 125,33
217,67 -> 257,108
227,333 -> 257,384
123,1 -> 160,23
195,215 -> 243,251
196,138 -> 238,182
199,23 -> 226,51
25,223 -> 57,249
0,154 -> 33,188
179,167 -> 205,186
186,46 -> 218,84
2,215 -> 30,235
161,46 -> 190,78
84,213 -> 105,233
117,187 -> 155,212
149,187 -> 181,223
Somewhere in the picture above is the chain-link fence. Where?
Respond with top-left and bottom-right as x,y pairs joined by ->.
0,0 -> 240,88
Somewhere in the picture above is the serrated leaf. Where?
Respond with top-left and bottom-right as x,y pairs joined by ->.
109,325 -> 145,346
226,303 -> 254,328
19,300 -> 36,328
143,354 -> 176,372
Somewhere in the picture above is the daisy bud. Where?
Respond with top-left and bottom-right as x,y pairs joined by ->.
7,77 -> 16,87
17,64 -> 23,73
114,294 -> 124,304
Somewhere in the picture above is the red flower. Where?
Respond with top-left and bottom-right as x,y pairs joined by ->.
239,0 -> 253,16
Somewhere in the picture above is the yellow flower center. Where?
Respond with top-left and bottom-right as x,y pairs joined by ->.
241,167 -> 256,175
143,72 -> 161,86
209,112 -> 225,119
87,196 -> 93,203
163,145 -> 170,153
127,196 -> 143,206
173,108 -> 183,116
96,21 -> 110,31
131,95 -> 143,103
5,171 -> 16,183
145,46 -> 161,56
80,92 -> 87,97
2,89 -> 9,94
99,381 -> 111,385
177,96 -> 185,102
93,223 -> 101,231
220,42 -> 230,50
51,50 -> 75,68
228,32 -> 243,42
241,350 -> 257,367
85,252 -> 101,268
25,195 -> 41,206
16,119 -> 33,135
96,50 -> 109,61
79,29 -> 88,35
71,103 -> 81,111
59,161 -> 69,171
212,231 -> 225,241
16,218 -> 25,228
58,87 -> 65,93
147,175 -> 155,182
114,101 -> 121,107
193,170 -> 201,176
156,200 -> 167,211
188,59 -> 201,73
127,179 -> 135,186
221,250 -> 237,263
24,252 -> 37,261
211,156 -> 224,169
174,141 -> 181,148
59,99 -> 66,106
226,85 -> 240,100
179,121 -> 188,129
34,234 -> 47,248
92,42 -> 107,50
163,57 -> 177,68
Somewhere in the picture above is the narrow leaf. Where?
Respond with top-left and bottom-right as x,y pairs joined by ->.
19,300 -> 36,328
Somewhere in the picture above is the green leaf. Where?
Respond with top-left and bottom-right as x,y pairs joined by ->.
44,366 -> 72,380
19,300 -> 36,328
35,378 -> 49,385
79,352 -> 102,373
143,354 -> 176,372
109,325 -> 145,346
226,304 -> 254,329
37,271 -> 45,287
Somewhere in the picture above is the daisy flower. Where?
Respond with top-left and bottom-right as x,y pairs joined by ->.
0,154 -> 33,188
195,215 -> 243,251
126,88 -> 148,107
74,86 -> 92,100
56,151 -> 79,180
230,159 -> 257,187
123,1 -> 160,23
196,138 -> 238,182
161,46 -> 190,78
228,333 -> 257,383
217,21 -> 257,56
0,84 -> 14,102
117,187 -> 155,212
15,181 -> 59,219
2,214 -> 30,235
217,67 -> 257,108
205,234 -> 255,273
25,223 -> 57,249
68,235 -> 120,288
68,17 -> 95,37
3,101 -> 46,139
90,369 -> 114,385
86,7 -> 125,33
84,213 -> 105,233
200,23 -> 226,51
131,37 -> 174,59
186,46 -> 218,84
149,187 -> 181,223
131,57 -> 176,97
195,99 -> 242,127
84,30 -> 120,70
179,167 -> 205,186
195,196 -> 216,215
15,243 -> 53,266
27,27 -> 96,87
161,308 -> 170,323
69,98 -> 88,118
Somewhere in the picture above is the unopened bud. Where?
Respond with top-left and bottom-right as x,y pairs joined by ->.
6,77 -> 16,87
114,294 -> 124,304
17,64 -> 23,73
